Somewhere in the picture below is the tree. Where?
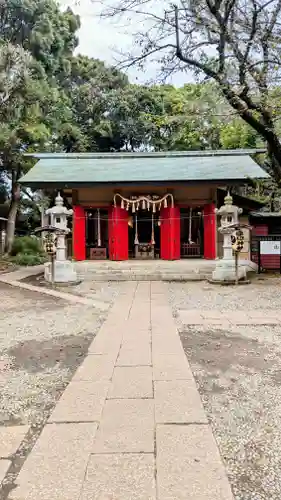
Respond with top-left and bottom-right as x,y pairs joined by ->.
100,0 -> 281,182
0,0 -> 80,78
64,55 -> 129,152
0,2 -> 134,251
0,0 -> 80,252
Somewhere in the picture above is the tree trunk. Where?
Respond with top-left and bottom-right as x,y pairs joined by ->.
5,183 -> 20,254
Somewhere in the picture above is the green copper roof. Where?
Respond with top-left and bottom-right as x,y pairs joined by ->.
19,151 -> 269,186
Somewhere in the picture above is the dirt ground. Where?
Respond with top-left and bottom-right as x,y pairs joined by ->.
169,280 -> 281,500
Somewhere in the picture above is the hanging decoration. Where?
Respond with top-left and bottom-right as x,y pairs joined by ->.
188,207 -> 194,244
113,193 -> 174,211
151,213 -> 155,245
97,208 -> 101,247
134,214 -> 139,244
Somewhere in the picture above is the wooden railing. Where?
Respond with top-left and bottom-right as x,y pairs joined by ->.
181,242 -> 202,258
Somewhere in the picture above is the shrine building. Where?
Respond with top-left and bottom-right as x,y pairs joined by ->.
20,150 -> 268,262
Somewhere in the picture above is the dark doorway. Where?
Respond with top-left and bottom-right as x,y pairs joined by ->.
128,210 -> 160,259
85,209 -> 108,258
180,208 -> 203,258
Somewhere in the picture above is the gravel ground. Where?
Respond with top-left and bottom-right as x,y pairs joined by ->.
169,280 -> 281,500
23,272 -> 120,303
0,281 -> 119,426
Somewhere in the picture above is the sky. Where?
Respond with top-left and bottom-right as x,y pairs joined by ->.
59,0 -> 192,86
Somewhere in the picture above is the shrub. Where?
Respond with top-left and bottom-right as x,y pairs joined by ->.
10,252 -> 47,266
9,236 -> 47,266
11,236 -> 44,257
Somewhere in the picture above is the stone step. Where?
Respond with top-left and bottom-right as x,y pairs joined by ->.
77,272 -> 211,282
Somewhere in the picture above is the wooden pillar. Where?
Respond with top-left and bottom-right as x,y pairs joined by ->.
203,203 -> 216,259
160,207 -> 169,260
108,206 -> 128,260
73,205 -> 86,260
160,206 -> 180,260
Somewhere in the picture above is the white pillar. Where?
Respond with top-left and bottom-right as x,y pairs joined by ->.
222,232 -> 233,261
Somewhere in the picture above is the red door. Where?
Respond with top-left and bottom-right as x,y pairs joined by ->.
108,206 -> 128,260
73,205 -> 86,260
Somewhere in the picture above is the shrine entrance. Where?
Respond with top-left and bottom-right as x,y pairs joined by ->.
180,207 -> 204,258
109,193 -> 180,261
128,210 -> 161,259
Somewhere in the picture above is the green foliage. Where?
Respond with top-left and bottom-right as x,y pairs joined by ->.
10,252 -> 47,266
10,236 -> 46,266
220,121 -> 257,149
11,236 -> 43,256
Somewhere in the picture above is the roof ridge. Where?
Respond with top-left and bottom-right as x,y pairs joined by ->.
24,149 -> 266,160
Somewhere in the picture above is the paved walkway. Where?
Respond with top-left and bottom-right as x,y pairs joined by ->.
9,282 -> 233,500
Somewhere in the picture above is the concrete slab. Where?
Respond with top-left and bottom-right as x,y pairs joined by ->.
154,380 -> 207,424
178,310 -> 229,325
11,423 -> 98,500
0,425 -> 29,458
71,354 -> 115,382
200,319 -> 231,326
248,310 -> 279,318
121,338 -> 151,354
152,334 -> 183,355
87,335 -> 121,355
108,366 -> 153,399
200,310 -> 224,319
152,324 -> 178,336
153,353 -> 193,381
0,459 -> 11,484
117,345 -> 152,366
122,327 -> 151,338
81,453 -> 156,500
93,399 -> 154,453
49,381 -> 110,423
156,425 -> 234,500
232,317 -> 279,325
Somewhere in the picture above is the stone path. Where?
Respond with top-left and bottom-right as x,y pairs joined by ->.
8,282 -> 233,500
178,309 -> 281,326
0,426 -> 30,486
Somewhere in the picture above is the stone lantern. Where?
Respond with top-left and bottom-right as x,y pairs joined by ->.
212,193 -> 246,283
44,193 -> 78,284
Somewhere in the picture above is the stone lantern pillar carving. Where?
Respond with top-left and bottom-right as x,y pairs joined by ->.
212,193 -> 246,283
44,193 -> 78,284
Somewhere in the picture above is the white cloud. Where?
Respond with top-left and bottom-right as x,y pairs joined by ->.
59,0 -> 193,86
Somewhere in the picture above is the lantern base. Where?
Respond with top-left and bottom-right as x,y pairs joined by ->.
44,260 -> 78,284
211,259 -> 246,283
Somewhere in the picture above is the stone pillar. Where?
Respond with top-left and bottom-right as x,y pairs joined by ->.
211,193 -> 246,283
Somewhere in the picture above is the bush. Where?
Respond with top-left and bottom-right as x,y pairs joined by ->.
10,252 -> 47,266
11,236 -> 43,256
9,236 -> 47,266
